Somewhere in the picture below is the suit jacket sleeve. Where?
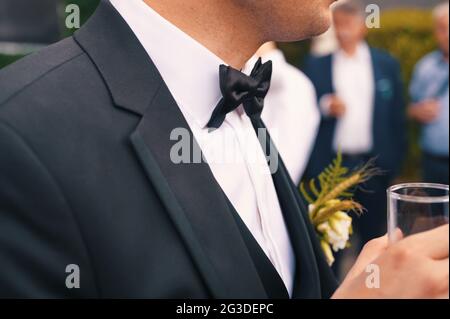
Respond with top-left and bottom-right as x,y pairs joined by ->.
0,121 -> 98,298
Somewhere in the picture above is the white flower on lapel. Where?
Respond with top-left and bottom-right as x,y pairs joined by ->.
317,212 -> 352,252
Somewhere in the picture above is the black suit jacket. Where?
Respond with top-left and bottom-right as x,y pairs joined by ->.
0,0 -> 336,298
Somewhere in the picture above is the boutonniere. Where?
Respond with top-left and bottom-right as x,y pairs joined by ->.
377,78 -> 393,100
300,152 -> 380,266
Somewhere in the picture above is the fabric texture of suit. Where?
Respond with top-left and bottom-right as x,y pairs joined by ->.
0,0 -> 337,298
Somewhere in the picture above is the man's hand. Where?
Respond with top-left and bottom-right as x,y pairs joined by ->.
327,95 -> 346,118
333,224 -> 449,299
408,100 -> 440,124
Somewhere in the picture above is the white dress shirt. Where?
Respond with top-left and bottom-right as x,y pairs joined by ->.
323,42 -> 375,155
248,50 -> 320,184
110,0 -> 296,295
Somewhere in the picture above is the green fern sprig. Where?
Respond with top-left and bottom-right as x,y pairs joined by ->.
301,153 -> 382,220
300,153 -> 382,266
301,152 -> 349,204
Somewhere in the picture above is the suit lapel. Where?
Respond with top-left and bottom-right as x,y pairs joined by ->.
74,0 -> 266,298
262,127 -> 323,298
130,84 -> 267,299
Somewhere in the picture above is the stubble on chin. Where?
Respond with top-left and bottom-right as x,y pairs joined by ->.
275,0 -> 334,41
246,0 -> 334,43
276,9 -> 332,42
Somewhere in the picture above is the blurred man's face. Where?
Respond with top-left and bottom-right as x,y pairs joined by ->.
435,13 -> 449,57
333,10 -> 367,49
237,0 -> 338,41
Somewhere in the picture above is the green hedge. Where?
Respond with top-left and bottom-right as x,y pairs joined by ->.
0,54 -> 23,69
367,9 -> 436,89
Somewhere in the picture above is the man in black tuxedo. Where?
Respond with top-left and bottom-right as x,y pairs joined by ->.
0,0 -> 448,298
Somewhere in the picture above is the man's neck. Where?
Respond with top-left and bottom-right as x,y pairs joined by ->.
143,0 -> 263,68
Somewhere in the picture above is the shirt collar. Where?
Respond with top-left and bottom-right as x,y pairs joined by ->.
245,49 -> 285,93
262,49 -> 286,64
245,49 -> 285,72
110,0 -> 224,129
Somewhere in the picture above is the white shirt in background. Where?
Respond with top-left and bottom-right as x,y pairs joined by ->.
323,42 -> 375,155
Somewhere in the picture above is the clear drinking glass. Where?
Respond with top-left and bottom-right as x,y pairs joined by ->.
387,183 -> 449,243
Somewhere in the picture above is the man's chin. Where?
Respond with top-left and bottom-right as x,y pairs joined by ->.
267,0 -> 334,42
313,12 -> 333,36
305,0 -> 335,39
302,9 -> 333,40
328,0 -> 340,6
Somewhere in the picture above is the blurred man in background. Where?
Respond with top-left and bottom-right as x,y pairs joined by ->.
248,42 -> 321,184
303,0 -> 406,257
409,2 -> 449,185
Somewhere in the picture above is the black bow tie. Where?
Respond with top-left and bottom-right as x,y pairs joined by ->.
207,58 -> 273,130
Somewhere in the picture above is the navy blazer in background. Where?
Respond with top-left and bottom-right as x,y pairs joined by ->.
303,48 -> 407,180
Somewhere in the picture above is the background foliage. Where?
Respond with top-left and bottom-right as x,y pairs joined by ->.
0,53 -> 22,68
0,0 -> 100,69
0,3 -> 438,180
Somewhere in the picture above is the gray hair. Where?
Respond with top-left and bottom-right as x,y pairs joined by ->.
433,2 -> 449,20
332,0 -> 365,18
